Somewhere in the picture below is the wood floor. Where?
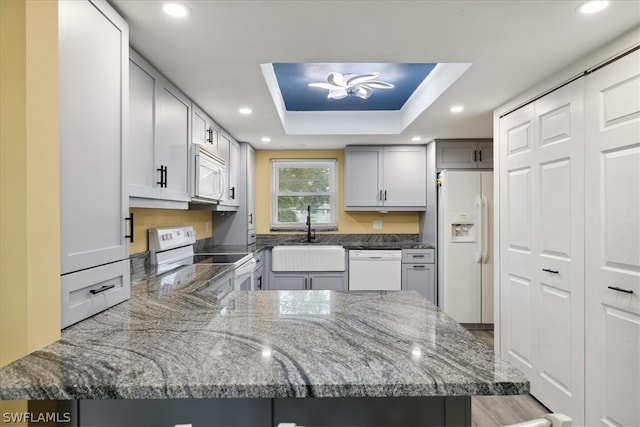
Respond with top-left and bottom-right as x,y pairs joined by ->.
468,329 -> 549,427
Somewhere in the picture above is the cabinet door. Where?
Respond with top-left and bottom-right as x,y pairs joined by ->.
192,105 -> 208,149
402,264 -> 435,304
155,83 -> 190,202
476,140 -> 493,169
59,0 -> 129,274
269,272 -> 306,290
247,145 -> 256,238
310,273 -> 346,291
129,58 -> 157,199
585,49 -> 640,427
436,140 -> 477,169
228,138 -> 240,207
345,146 -> 382,207
382,146 -> 426,207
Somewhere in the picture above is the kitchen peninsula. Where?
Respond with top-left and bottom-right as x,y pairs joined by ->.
0,265 -> 528,426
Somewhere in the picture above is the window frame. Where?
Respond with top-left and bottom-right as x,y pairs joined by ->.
270,159 -> 338,231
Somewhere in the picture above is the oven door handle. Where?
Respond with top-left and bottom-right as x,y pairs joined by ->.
234,259 -> 256,276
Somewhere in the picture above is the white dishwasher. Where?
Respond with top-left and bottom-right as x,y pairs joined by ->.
348,250 -> 402,290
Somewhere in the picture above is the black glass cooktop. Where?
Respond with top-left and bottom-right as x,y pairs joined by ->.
194,253 -> 249,264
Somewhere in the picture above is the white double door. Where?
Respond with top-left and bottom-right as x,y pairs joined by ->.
499,48 -> 640,425
499,78 -> 585,423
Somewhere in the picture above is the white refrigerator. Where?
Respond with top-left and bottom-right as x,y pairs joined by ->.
438,170 -> 493,325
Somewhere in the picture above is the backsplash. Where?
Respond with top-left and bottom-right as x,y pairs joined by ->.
129,208 -> 213,254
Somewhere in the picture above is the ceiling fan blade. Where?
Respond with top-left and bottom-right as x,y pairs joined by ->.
365,81 -> 394,89
308,82 -> 340,90
328,88 -> 348,99
355,86 -> 373,99
327,72 -> 347,87
346,72 -> 380,86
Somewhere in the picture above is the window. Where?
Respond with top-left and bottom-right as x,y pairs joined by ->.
271,159 -> 337,230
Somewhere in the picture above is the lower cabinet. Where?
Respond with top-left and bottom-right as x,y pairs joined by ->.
401,249 -> 436,304
269,271 -> 347,291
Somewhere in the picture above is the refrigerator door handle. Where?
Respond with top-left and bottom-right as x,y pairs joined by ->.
475,196 -> 483,263
482,195 -> 489,264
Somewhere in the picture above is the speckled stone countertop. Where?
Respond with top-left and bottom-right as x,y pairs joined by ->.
0,261 -> 527,400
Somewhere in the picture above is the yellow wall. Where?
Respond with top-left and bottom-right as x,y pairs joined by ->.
255,150 -> 419,234
0,0 -> 60,370
129,208 -> 213,254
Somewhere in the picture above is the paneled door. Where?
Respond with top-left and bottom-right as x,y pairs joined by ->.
499,103 -> 536,384
499,78 -> 585,424
531,79 -> 585,423
585,49 -> 640,427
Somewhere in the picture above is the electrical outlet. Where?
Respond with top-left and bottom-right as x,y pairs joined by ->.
373,220 -> 383,230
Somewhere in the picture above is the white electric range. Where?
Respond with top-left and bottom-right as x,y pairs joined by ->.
148,226 -> 256,291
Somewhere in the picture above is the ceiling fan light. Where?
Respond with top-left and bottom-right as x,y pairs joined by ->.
328,89 -> 348,99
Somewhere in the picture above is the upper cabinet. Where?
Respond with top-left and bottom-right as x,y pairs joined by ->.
192,103 -> 220,156
345,145 -> 426,211
435,139 -> 493,169
214,131 -> 240,210
129,50 -> 190,209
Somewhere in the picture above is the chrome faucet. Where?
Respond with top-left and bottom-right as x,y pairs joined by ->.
306,204 -> 315,243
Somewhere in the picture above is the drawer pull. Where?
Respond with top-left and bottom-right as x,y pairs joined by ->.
412,255 -> 425,258
608,286 -> 633,295
542,268 -> 559,274
90,284 -> 115,295
412,265 -> 426,269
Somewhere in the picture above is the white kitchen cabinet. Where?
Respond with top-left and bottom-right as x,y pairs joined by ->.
129,50 -> 190,209
584,49 -> 639,427
435,139 -> 493,169
401,249 -> 436,304
212,142 -> 257,245
345,145 -> 426,211
192,103 -> 220,155
59,0 -> 131,327
213,131 -> 240,210
269,271 -> 347,291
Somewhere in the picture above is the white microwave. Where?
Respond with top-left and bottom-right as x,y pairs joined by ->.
192,147 -> 226,203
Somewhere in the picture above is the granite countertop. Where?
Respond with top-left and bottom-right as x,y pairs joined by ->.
0,262 -> 527,400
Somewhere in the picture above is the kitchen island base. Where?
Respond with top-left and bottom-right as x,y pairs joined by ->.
55,396 -> 471,426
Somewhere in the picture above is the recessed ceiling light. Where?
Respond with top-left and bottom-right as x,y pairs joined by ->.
577,1 -> 609,14
239,107 -> 252,115
261,137 -> 271,143
411,136 -> 422,142
162,2 -> 188,18
450,105 -> 464,113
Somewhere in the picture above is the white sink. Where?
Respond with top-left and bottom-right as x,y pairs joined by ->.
271,245 -> 345,272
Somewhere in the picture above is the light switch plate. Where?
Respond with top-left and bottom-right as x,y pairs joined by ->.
373,220 -> 383,230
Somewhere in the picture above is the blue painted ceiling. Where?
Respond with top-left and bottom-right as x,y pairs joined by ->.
273,63 -> 436,111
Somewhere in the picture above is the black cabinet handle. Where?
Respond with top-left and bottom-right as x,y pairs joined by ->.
230,187 -> 236,200
413,254 -> 425,258
412,265 -> 426,269
257,276 -> 262,290
379,189 -> 382,201
309,277 -> 313,290
304,277 -> 308,290
164,166 -> 168,188
90,284 -> 115,295
125,212 -> 134,243
542,268 -> 559,274
384,190 -> 387,201
156,165 -> 167,188
608,286 -> 634,294
249,213 -> 253,225
473,150 -> 477,162
478,150 -> 482,162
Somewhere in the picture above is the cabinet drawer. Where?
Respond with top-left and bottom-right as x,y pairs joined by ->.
402,249 -> 434,263
61,260 -> 130,328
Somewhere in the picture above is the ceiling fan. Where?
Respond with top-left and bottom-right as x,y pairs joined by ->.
308,72 -> 394,100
